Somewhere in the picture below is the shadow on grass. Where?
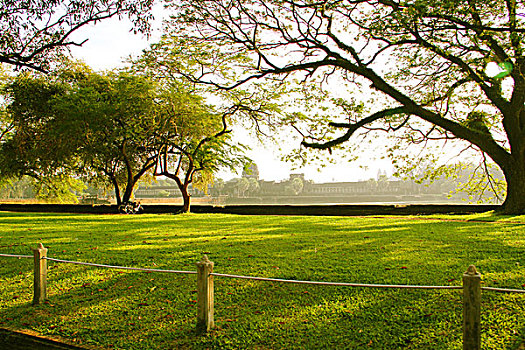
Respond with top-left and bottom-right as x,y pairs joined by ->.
2,271 -> 200,349
0,213 -> 523,349
1,270 -> 464,349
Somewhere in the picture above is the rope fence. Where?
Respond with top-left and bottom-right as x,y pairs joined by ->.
480,286 -> 525,293
0,253 -> 33,259
2,250 -> 522,292
44,257 -> 197,275
1,244 -> 524,350
210,272 -> 465,289
211,272 -> 525,293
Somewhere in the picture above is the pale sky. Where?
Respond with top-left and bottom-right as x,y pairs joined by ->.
68,11 -> 392,183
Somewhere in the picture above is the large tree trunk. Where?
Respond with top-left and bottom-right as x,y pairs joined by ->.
121,182 -> 134,204
501,159 -> 525,214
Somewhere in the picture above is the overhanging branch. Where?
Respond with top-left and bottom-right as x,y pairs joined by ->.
302,106 -> 407,149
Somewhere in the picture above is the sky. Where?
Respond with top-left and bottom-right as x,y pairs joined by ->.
68,10 -> 393,183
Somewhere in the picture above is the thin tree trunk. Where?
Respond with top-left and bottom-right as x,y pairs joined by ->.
112,177 -> 122,206
181,184 -> 191,213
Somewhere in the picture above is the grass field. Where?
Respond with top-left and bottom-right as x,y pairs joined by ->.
0,211 -> 524,349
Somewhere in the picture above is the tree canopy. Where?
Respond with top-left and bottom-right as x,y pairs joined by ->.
55,68 -> 160,205
0,0 -> 154,71
0,65 -> 161,205
135,38 -> 285,212
153,84 -> 249,212
167,0 -> 525,213
1,62 -> 251,210
0,70 -> 84,201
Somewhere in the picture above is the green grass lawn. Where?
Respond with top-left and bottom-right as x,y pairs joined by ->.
0,211 -> 524,349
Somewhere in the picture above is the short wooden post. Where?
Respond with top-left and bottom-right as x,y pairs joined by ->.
463,265 -> 481,350
196,255 -> 214,333
32,243 -> 48,305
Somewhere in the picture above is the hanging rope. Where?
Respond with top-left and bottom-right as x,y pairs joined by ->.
0,253 -> 32,259
210,272 -> 463,290
1,253 -> 523,293
44,257 -> 197,275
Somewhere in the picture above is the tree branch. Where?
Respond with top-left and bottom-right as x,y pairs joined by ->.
302,106 -> 407,149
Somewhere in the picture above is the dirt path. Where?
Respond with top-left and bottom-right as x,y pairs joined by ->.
0,328 -> 92,350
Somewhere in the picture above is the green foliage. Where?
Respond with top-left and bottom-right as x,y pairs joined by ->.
137,35 -> 296,151
153,83 -> 251,178
234,177 -> 250,197
0,58 -> 251,208
55,67 -> 160,204
0,176 -> 34,199
192,170 -> 214,195
0,212 -> 523,349
32,175 -> 86,204
0,70 -> 85,203
133,47 -> 254,211
246,177 -> 260,195
389,140 -> 506,204
0,0 -> 154,71
462,111 -> 492,135
0,64 -> 161,205
287,177 -> 304,195
166,0 -> 525,212
491,62 -> 514,79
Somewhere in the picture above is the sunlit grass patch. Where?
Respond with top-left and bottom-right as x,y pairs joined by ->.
0,212 -> 523,349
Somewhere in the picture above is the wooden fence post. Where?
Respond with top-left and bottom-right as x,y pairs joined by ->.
463,265 -> 481,350
31,243 -> 48,305
196,255 -> 214,333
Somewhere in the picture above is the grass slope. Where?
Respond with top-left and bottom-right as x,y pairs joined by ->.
0,211 -> 523,349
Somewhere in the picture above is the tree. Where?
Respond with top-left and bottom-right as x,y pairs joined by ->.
0,176 -> 34,200
234,177 -> 251,198
55,68 -> 160,206
170,0 -> 525,213
290,177 -> 304,195
2,60 -> 251,211
0,66 -> 14,143
153,84 -> 249,213
0,65 -> 160,206
244,177 -> 260,196
0,0 -> 153,72
0,70 -> 86,202
211,178 -> 225,196
135,40 -> 271,213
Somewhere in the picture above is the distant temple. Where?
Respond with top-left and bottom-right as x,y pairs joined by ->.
131,163 -> 475,205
